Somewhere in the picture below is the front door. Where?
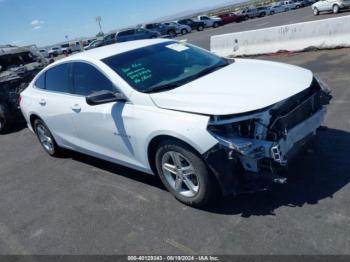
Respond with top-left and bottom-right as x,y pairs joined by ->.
69,62 -> 138,166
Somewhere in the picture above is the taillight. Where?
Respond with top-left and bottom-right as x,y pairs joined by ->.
18,95 -> 22,105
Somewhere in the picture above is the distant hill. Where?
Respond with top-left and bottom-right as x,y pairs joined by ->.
151,0 -> 248,22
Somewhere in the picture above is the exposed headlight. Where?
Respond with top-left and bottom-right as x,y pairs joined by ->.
207,118 -> 257,139
207,119 -> 257,154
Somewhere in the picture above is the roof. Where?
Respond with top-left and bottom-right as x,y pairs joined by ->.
0,46 -> 31,56
60,38 -> 172,63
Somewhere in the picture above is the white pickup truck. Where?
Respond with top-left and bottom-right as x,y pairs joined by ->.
312,0 -> 350,14
197,15 -> 223,28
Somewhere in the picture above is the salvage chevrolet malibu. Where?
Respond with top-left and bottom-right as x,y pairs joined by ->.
20,39 -> 331,207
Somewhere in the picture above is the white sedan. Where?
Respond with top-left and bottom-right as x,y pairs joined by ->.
20,39 -> 331,206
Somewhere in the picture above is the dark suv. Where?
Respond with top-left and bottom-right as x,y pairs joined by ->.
115,28 -> 160,42
142,23 -> 178,37
177,19 -> 205,31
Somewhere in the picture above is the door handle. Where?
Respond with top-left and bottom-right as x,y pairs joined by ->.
39,99 -> 46,106
71,104 -> 81,112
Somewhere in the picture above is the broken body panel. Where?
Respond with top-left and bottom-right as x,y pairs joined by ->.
0,46 -> 48,132
204,77 -> 332,196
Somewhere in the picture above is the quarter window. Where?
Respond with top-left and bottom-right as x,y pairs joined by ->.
73,62 -> 115,96
45,63 -> 71,93
35,73 -> 46,89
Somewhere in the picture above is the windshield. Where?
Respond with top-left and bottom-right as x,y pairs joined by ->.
102,41 -> 228,93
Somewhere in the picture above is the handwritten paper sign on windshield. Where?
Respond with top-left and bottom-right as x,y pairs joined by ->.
122,63 -> 152,84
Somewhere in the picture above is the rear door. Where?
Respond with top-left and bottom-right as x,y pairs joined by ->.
33,63 -> 78,148
134,28 -> 149,40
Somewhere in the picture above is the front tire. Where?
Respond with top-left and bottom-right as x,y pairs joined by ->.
313,7 -> 319,15
155,140 -> 216,207
181,29 -> 188,35
333,4 -> 340,13
213,22 -> 219,28
34,119 -> 61,156
197,25 -> 204,31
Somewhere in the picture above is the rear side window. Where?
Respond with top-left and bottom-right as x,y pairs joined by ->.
73,62 -> 115,96
45,63 -> 71,93
35,73 -> 46,89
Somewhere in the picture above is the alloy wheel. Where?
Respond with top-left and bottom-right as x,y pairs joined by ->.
161,151 -> 199,197
36,123 -> 54,153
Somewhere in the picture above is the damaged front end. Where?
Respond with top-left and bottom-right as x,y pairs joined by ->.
203,76 -> 332,196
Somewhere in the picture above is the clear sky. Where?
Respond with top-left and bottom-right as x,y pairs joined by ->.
0,0 -> 235,47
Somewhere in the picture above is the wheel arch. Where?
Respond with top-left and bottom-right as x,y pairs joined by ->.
147,134 -> 204,175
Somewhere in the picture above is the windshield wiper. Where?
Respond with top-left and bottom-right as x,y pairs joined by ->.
191,63 -> 228,80
144,82 -> 183,93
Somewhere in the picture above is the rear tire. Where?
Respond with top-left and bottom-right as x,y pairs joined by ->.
197,25 -> 204,31
333,4 -> 340,13
34,119 -> 62,156
0,104 -> 10,134
181,29 -> 188,35
168,30 -> 176,38
313,7 -> 319,15
155,140 -> 217,207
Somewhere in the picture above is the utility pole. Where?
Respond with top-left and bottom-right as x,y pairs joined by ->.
96,16 -> 103,35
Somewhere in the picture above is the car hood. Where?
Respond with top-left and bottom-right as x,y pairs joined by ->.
150,58 -> 313,115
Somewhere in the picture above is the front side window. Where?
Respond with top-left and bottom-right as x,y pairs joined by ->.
73,62 -> 116,96
45,63 -> 71,93
102,41 -> 228,93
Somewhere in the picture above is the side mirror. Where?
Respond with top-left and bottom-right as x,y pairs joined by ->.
86,90 -> 127,106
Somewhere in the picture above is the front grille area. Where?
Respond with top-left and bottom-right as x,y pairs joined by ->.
267,78 -> 323,140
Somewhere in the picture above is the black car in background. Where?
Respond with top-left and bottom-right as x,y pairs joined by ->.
177,19 -> 205,31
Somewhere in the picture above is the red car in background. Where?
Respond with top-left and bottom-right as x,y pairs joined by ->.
218,13 -> 244,24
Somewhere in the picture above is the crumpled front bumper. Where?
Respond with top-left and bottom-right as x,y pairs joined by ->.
202,108 -> 326,196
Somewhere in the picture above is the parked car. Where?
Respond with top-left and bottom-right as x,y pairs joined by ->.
312,0 -> 350,14
282,0 -> 302,10
20,39 -> 331,207
237,8 -> 260,19
103,33 -> 117,46
48,47 -> 62,57
268,3 -> 288,14
84,40 -> 104,50
177,18 -> 205,31
38,49 -> 49,58
164,22 -> 192,35
197,15 -> 223,28
298,0 -> 314,6
218,13 -> 244,23
69,41 -> 83,52
60,43 -> 71,55
256,6 -> 270,16
115,28 -> 160,42
0,46 -> 48,133
142,23 -> 178,37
